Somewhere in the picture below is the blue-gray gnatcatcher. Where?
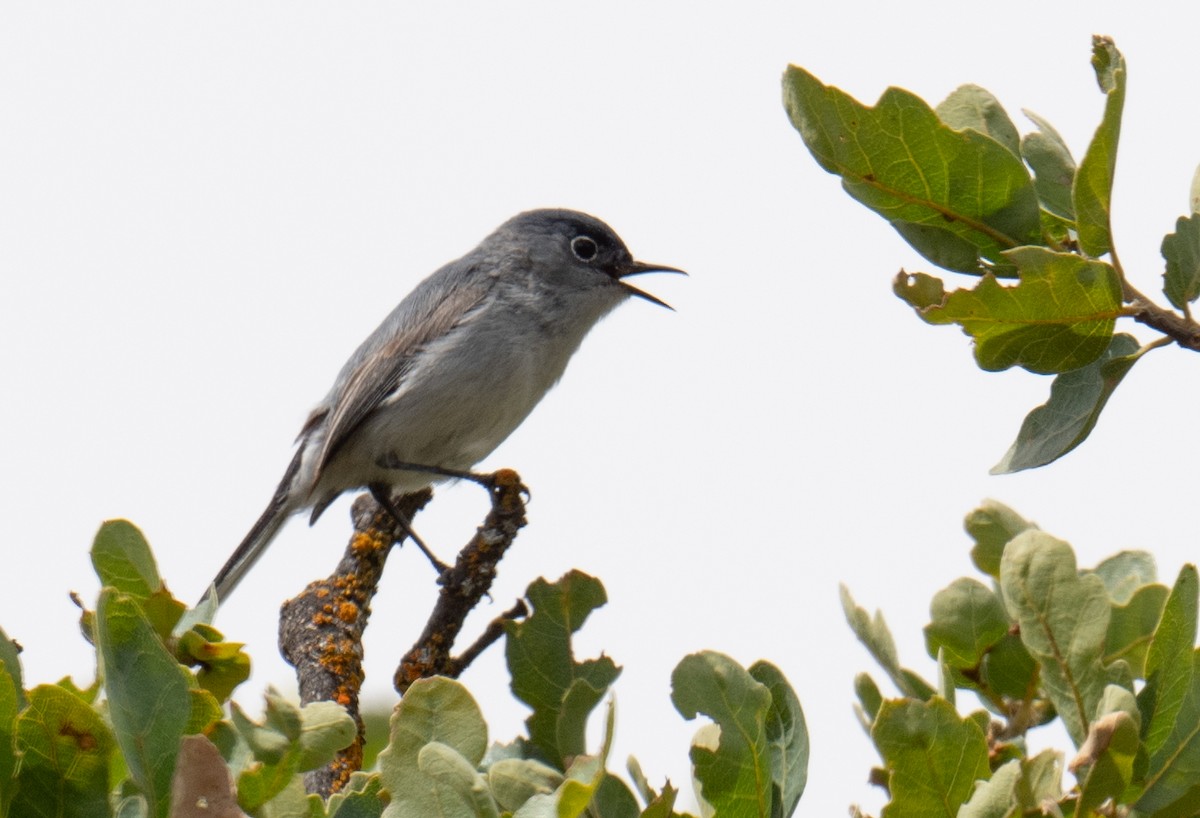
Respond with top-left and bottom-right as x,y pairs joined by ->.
207,209 -> 681,603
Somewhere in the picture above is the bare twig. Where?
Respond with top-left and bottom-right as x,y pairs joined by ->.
278,488 -> 432,797
394,468 -> 529,693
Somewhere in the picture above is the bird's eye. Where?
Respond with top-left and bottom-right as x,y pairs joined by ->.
571,235 -> 599,262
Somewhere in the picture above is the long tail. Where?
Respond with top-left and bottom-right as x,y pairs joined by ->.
201,449 -> 304,606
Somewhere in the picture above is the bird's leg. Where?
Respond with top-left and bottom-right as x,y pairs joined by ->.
376,455 -> 507,491
368,483 -> 451,575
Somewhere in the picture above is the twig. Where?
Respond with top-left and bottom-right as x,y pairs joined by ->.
394,468 -> 529,693
278,488 -> 432,797
1121,280 -> 1200,351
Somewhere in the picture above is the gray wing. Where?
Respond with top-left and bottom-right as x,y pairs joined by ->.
309,263 -> 493,483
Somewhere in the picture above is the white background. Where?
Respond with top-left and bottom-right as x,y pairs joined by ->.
2,3 -> 1197,815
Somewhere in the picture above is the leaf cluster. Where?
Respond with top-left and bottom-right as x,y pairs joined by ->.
0,528 -> 810,818
843,500 -> 1200,817
783,37 -> 1200,472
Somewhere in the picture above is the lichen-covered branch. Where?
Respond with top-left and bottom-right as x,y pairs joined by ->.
394,468 -> 528,693
278,488 -> 431,797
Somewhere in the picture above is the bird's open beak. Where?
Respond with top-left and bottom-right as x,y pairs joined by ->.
615,261 -> 687,310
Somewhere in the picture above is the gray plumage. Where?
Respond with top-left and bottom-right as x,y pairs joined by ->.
206,208 -> 679,603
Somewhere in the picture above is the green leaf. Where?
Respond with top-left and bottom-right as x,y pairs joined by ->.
0,661 -> 15,816
924,578 -> 1011,668
176,623 -> 252,703
671,651 -> 774,818
298,701 -> 357,771
505,571 -> 620,768
231,691 -> 353,812
0,627 -> 25,711
636,782 -> 688,818
324,772 -> 390,818
1015,750 -> 1065,810
782,66 -> 1039,275
990,332 -> 1143,473
509,704 -> 624,818
1105,582 -> 1169,676
1021,110 -> 1077,222
232,699 -> 291,765
90,519 -> 162,599
377,677 -> 489,817
96,589 -> 192,818
854,673 -> 883,731
749,660 -> 809,817
1137,566 -> 1200,815
1073,36 -> 1126,257
1074,709 -> 1140,816
841,584 -> 935,700
1141,565 -> 1199,754
935,84 -> 1020,156
11,684 -> 115,818
957,758 -> 1021,818
418,743 -> 499,818
979,633 -> 1039,702
487,758 -> 563,813
1000,531 -> 1114,746
1162,214 -> 1200,310
871,697 -> 989,818
964,500 -> 1037,579
1091,550 -> 1158,603
896,247 -> 1122,375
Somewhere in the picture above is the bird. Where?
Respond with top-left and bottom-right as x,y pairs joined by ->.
204,208 -> 682,604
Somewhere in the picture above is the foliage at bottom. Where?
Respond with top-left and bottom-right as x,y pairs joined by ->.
844,500 -> 1200,817
0,523 -> 809,818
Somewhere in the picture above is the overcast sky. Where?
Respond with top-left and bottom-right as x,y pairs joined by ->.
3,3 -> 1198,815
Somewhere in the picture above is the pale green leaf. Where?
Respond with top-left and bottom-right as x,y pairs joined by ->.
957,758 -> 1021,818
841,585 -> 935,700
298,701 -> 357,771
1090,550 -> 1158,603
991,333 -> 1142,473
924,578 -> 1010,668
378,677 -> 488,818
964,500 -> 1037,579
1000,531 -> 1113,746
1105,582 -> 1169,676
418,742 -> 500,818
324,772 -> 390,818
487,758 -> 563,813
